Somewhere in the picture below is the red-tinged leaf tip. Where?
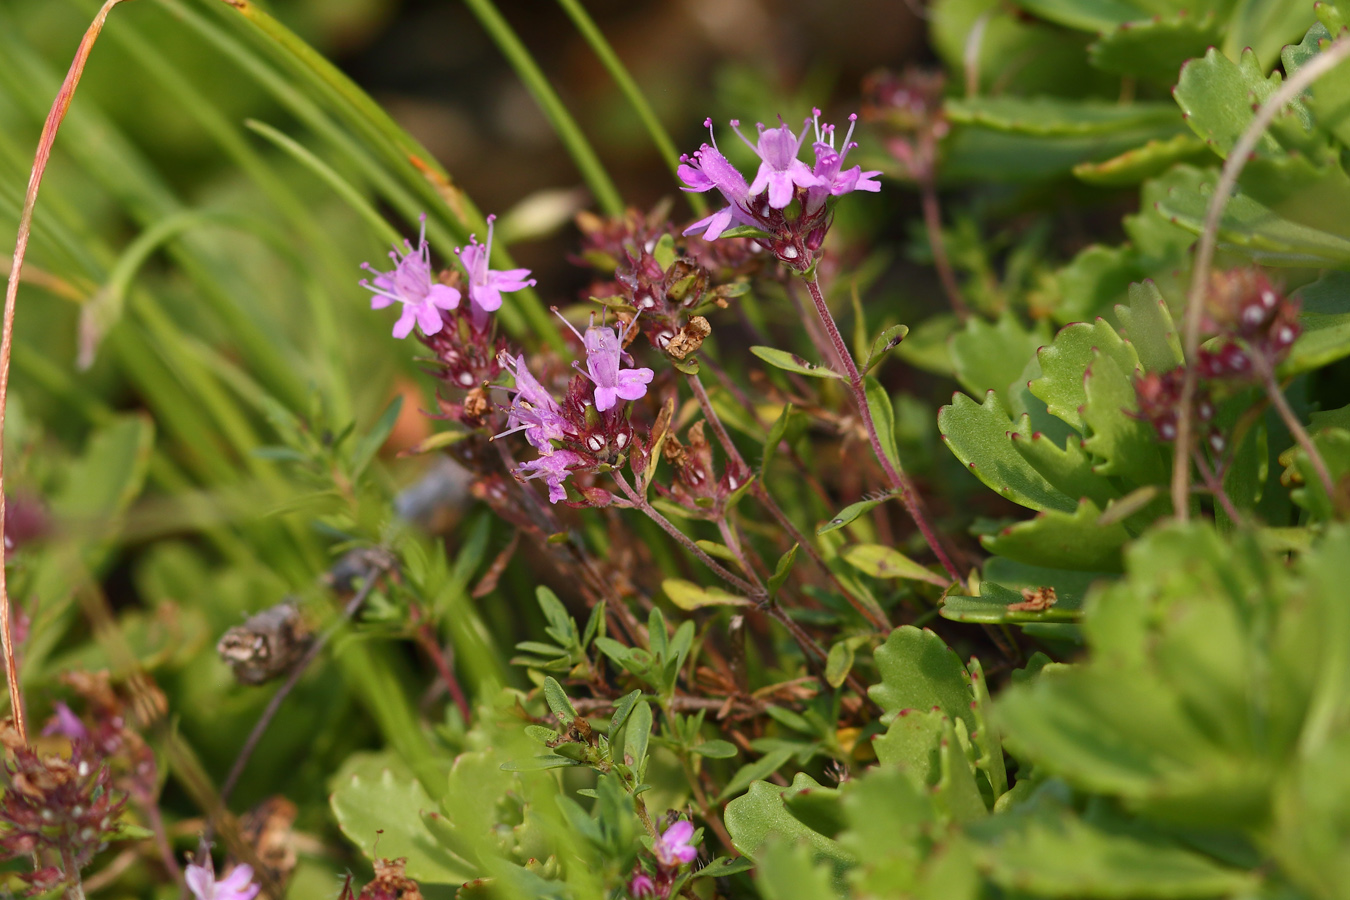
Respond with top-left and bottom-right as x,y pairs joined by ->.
931,705 -> 941,712
968,462 -> 976,469
970,700 -> 978,708
899,708 -> 913,716
1032,432 -> 1044,440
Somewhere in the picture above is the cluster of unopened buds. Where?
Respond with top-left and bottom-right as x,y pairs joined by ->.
1134,268 -> 1300,457
0,717 -> 126,894
628,819 -> 698,899
677,109 -> 880,267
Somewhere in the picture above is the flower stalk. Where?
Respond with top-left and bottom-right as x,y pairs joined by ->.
801,274 -> 962,580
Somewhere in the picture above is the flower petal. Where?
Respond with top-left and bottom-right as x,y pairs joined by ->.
392,307 -> 418,339
428,283 -> 461,309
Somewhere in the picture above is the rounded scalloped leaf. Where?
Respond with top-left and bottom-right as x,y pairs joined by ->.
981,499 -> 1128,572
946,96 -> 1181,137
331,764 -> 476,884
1154,165 -> 1350,267
938,391 -> 1079,513
1089,13 -> 1224,82
1072,133 -> 1211,186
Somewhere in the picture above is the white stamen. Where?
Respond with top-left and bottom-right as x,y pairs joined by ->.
586,435 -> 605,453
781,246 -> 799,260
458,371 -> 474,386
615,432 -> 628,449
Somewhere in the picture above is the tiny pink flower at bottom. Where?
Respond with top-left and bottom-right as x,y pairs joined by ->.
516,450 -> 585,504
185,864 -> 260,900
628,873 -> 656,899
41,702 -> 88,742
654,820 -> 698,867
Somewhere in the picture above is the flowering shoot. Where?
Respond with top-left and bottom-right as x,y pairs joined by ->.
360,215 -> 462,339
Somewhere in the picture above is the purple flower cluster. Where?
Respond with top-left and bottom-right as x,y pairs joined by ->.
628,820 -> 699,899
361,214 -> 535,339
497,313 -> 652,504
678,110 -> 880,265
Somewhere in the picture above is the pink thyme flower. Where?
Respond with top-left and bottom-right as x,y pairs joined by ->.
732,116 -> 822,209
557,312 -> 654,412
361,216 -> 462,340
807,110 -> 882,213
456,215 -> 536,317
185,864 -> 260,900
41,702 -> 88,742
679,120 -> 755,240
516,449 -> 585,504
628,873 -> 657,898
654,820 -> 698,867
496,353 -> 568,454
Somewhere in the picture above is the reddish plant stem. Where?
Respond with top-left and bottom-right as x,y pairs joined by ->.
1252,354 -> 1337,503
416,623 -> 472,723
1191,450 -> 1242,524
684,372 -> 890,630
800,274 -> 962,580
918,175 -> 969,320
0,0 -> 132,743
610,470 -> 758,596
1172,36 -> 1350,519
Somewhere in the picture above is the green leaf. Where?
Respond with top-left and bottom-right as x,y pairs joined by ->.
896,313 -> 959,377
825,640 -> 855,689
863,377 -> 900,471
724,774 -> 855,871
817,494 -> 895,535
751,346 -> 845,379
1031,318 -> 1140,434
841,544 -> 948,586
1081,351 -> 1169,489
768,544 -> 799,598
608,689 -> 643,741
761,403 -> 796,474
974,795 -> 1257,897
949,313 -> 1048,406
543,676 -> 577,726
1007,417 -> 1119,509
625,700 -> 652,779
1154,164 -> 1350,267
331,764 -> 475,883
693,740 -> 739,759
1088,13 -> 1224,82
1115,280 -> 1183,374
755,839 -> 845,900
869,626 -> 975,733
663,578 -> 752,610
982,499 -> 1129,572
1072,133 -> 1211,186
1012,0 -> 1142,32
696,856 -> 756,879
862,324 -> 910,374
1288,271 -> 1350,373
1174,47 -> 1290,158
938,392 -> 1078,513
941,581 -> 1084,624
718,748 -> 796,802
873,707 -> 946,776
946,97 -> 1180,137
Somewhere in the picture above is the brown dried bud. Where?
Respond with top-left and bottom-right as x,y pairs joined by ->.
360,858 -> 423,900
1008,586 -> 1057,612
217,602 -> 312,686
665,316 -> 711,361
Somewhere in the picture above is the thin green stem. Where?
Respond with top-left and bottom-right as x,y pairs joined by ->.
462,0 -> 624,217
553,0 -> 705,217
610,470 -> 758,596
801,274 -> 961,581
684,371 -> 889,629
